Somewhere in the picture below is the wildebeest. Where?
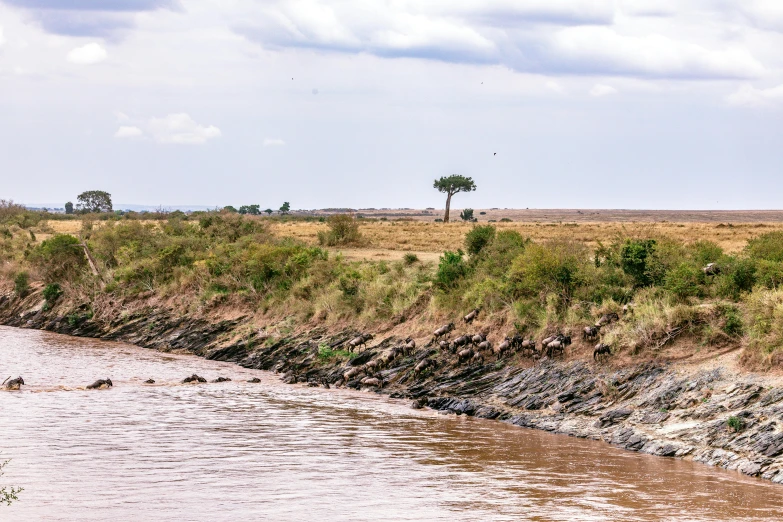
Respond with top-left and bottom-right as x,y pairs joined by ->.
183,374 -> 207,383
3,376 -> 24,390
519,339 -> 537,356
433,323 -> 455,341
144,378 -> 155,384
86,378 -> 113,389
582,326 -> 600,341
594,343 -> 612,361
348,333 -> 374,352
546,335 -> 571,358
595,313 -> 620,327
247,377 -> 261,383
343,366 -> 364,381
451,335 -> 470,352
438,340 -> 450,351
360,376 -> 383,388
703,263 -> 720,276
471,333 -> 486,346
476,340 -> 492,352
403,337 -> 416,355
364,359 -> 382,372
494,338 -> 511,359
457,347 -> 474,364
471,351 -> 485,365
413,358 -> 434,377
541,335 -> 557,347
463,308 -> 480,324
213,377 -> 232,383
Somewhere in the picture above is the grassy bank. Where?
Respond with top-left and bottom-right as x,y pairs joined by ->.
2,202 -> 783,369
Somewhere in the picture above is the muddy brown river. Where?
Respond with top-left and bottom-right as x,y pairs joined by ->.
2,326 -> 783,520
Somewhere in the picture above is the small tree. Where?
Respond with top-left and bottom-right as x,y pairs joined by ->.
279,202 -> 291,214
76,190 -> 112,213
239,205 -> 260,215
460,208 -> 475,222
64,201 -> 74,215
223,205 -> 238,213
264,209 -> 273,215
433,175 -> 476,223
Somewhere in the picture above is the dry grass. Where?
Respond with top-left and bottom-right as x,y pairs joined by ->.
271,220 -> 783,258
29,215 -> 783,262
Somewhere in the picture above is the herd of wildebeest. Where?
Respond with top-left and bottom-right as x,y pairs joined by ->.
338,304 -> 631,390
3,305 -> 631,392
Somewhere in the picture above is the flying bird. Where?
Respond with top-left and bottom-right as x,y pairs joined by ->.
493,153 -> 496,156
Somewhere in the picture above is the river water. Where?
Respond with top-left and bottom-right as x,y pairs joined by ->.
1,326 -> 782,521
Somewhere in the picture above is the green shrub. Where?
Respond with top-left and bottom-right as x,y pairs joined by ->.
718,304 -> 743,336
43,283 -> 62,303
508,241 -> 589,304
664,262 -> 704,300
500,218 -> 512,222
29,234 -> 86,281
691,240 -> 723,266
746,231 -> 783,262
403,252 -> 419,265
460,208 -> 474,222
317,214 -> 363,246
13,271 -> 29,296
716,257 -> 757,300
727,416 -> 744,432
436,250 -> 468,289
756,260 -> 783,290
464,225 -> 496,256
621,239 -> 658,287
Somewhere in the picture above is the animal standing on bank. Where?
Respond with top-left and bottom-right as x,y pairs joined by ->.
3,376 -> 24,390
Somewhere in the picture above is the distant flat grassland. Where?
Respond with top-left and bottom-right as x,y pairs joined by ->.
40,210 -> 783,262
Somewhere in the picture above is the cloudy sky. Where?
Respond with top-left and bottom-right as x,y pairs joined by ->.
1,0 -> 782,210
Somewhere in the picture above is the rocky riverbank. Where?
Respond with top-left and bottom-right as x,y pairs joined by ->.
3,289 -> 783,484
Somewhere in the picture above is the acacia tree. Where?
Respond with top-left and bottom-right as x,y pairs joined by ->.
76,190 -> 112,213
279,202 -> 290,214
64,201 -> 74,214
433,175 -> 476,223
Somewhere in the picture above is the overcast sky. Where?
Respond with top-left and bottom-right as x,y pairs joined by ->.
1,1 -> 782,210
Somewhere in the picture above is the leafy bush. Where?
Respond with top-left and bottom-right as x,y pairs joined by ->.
436,250 -> 468,289
500,218 -> 512,222
664,262 -> 704,300
317,214 -> 363,246
464,225 -> 496,256
756,260 -> 783,290
716,257 -> 757,300
727,416 -> 745,432
29,234 -> 87,281
460,208 -> 474,221
508,241 -> 589,304
43,283 -> 63,303
691,240 -> 723,266
718,304 -> 743,337
403,252 -> 419,265
13,271 -> 29,296
746,231 -> 783,262
621,239 -> 658,286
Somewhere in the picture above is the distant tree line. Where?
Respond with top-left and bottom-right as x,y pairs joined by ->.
224,202 -> 290,215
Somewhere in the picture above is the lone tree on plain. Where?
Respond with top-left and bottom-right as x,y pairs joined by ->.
433,175 -> 476,223
279,202 -> 290,214
64,201 -> 74,215
76,190 -> 112,213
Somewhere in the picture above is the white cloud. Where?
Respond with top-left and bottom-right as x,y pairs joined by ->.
0,26 -> 6,47
590,83 -> 618,97
263,138 -> 286,147
726,83 -> 783,107
114,126 -> 144,139
545,80 -> 564,93
67,42 -> 107,65
148,113 -> 221,144
114,111 -> 131,123
545,26 -> 764,79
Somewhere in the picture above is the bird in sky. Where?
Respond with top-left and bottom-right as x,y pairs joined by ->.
493,153 -> 496,156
